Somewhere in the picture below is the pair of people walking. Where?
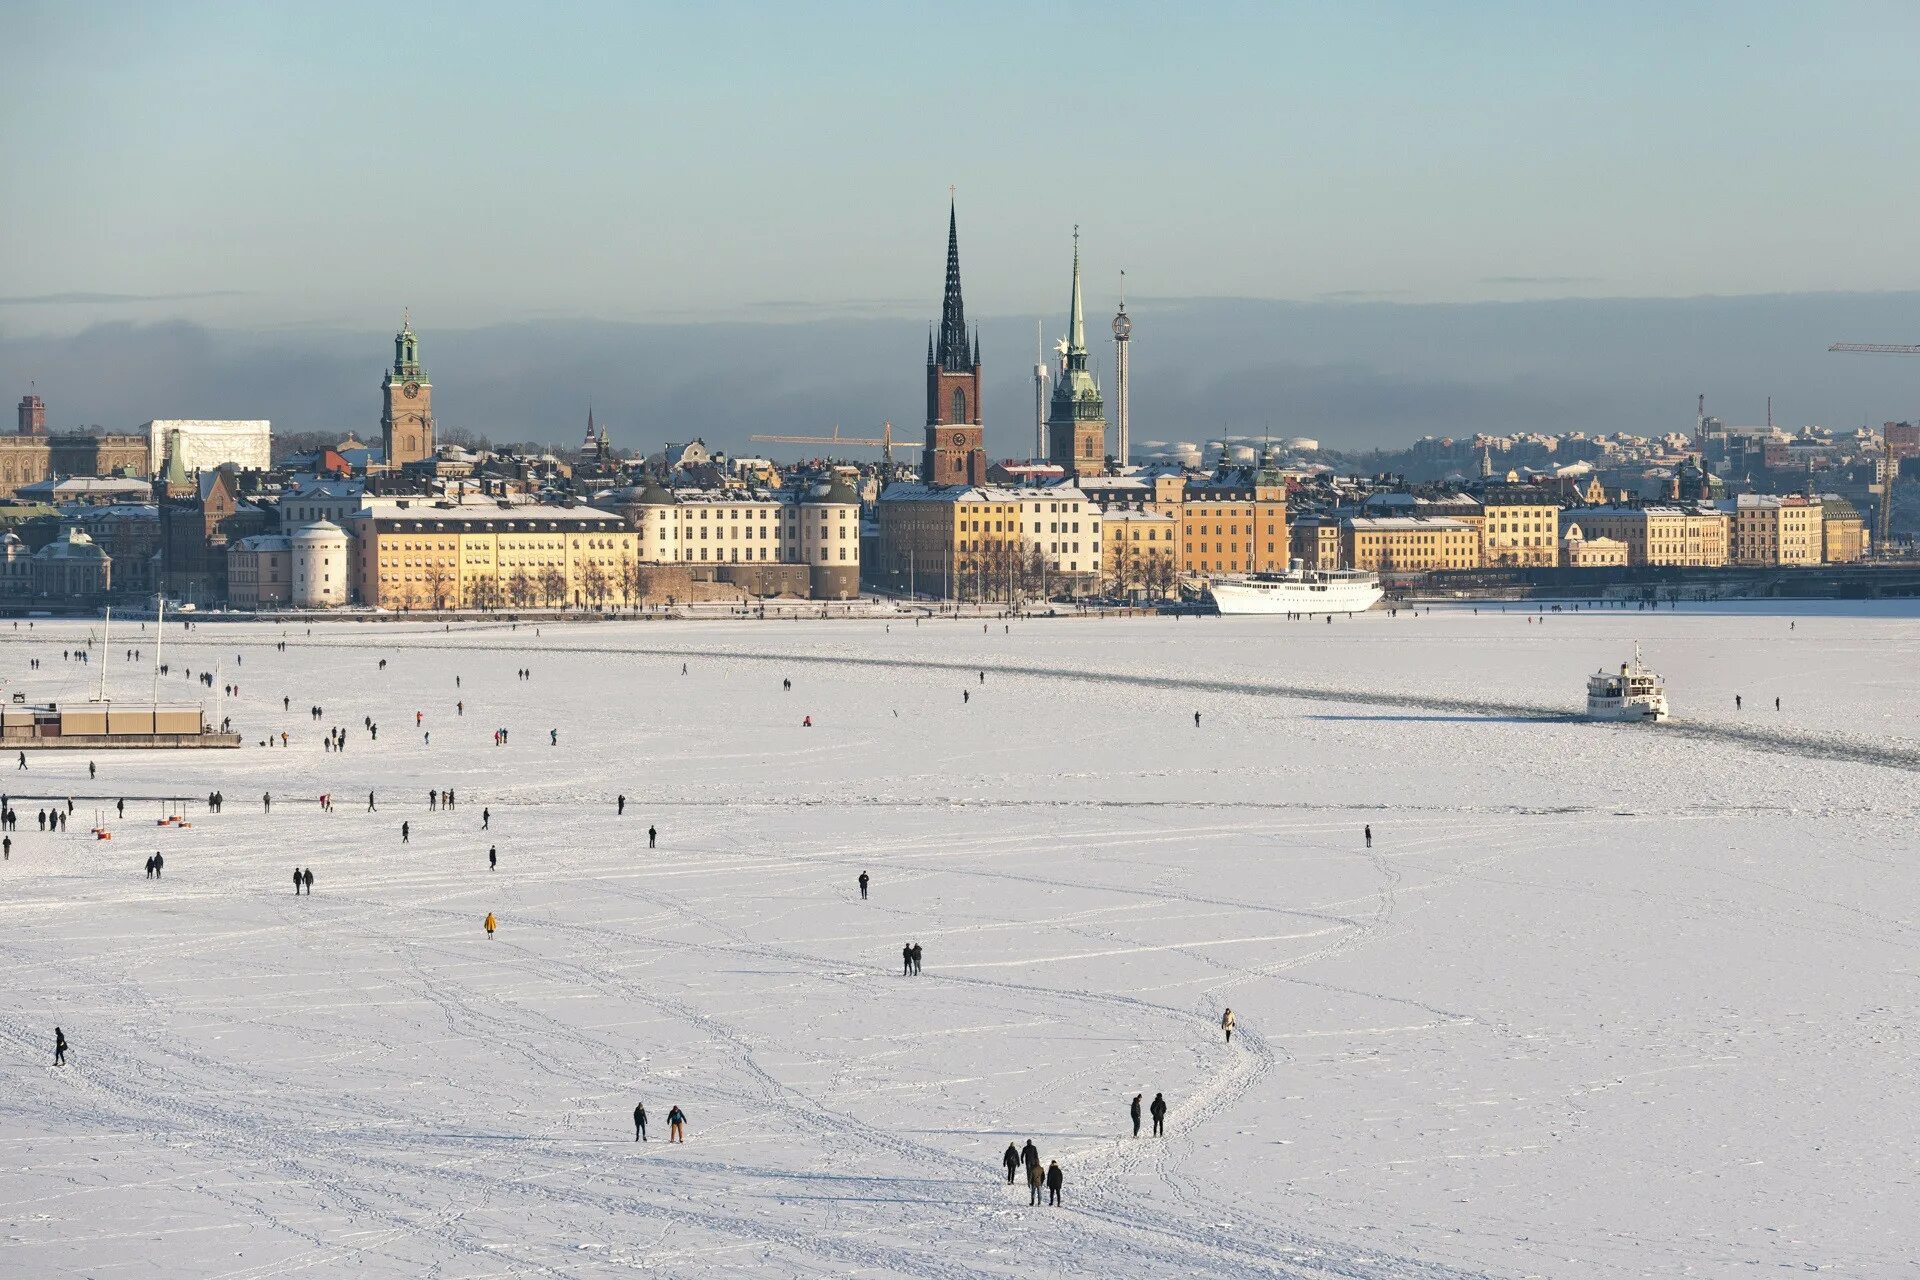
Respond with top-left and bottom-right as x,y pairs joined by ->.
900,941 -> 922,976
1131,1091 -> 1169,1137
292,867 -> 313,894
634,1104 -> 686,1142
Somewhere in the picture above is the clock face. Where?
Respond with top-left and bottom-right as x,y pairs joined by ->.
403,381 -> 421,399
1112,315 -> 1132,339
951,432 -> 966,446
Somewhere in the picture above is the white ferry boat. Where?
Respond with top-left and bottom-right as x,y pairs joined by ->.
1586,643 -> 1670,722
1208,565 -> 1384,616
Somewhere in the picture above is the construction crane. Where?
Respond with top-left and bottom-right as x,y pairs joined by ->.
750,421 -> 895,469
1827,342 -> 1914,551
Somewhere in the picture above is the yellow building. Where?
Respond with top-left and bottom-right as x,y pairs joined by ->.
872,483 -> 1023,600
1340,516 -> 1480,572
1569,506 -> 1729,567
1723,495 -> 1821,566
1560,523 -> 1629,567
1176,458 -> 1288,576
1101,508 -> 1179,597
349,503 -> 639,610
605,475 -> 860,598
1466,482 -> 1561,567
1289,516 -> 1344,570
1821,497 -> 1868,563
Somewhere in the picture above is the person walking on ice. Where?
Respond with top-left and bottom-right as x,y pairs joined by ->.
53,1027 -> 68,1066
294,867 -> 303,895
302,868 -> 314,894
1150,1092 -> 1168,1136
489,845 -> 497,870
633,1101 -> 648,1141
401,821 -> 409,843
484,912 -> 496,939
1027,1158 -> 1045,1205
482,807 -> 490,830
1046,1159 -> 1063,1206
1364,824 -> 1372,849
901,943 -> 913,977
1221,1007 -> 1236,1044
666,1105 -> 686,1143
1130,1093 -> 1143,1138
858,871 -> 868,900
617,795 -> 625,816
1002,1142 -> 1021,1183
648,825 -> 657,849
1193,711 -> 1201,728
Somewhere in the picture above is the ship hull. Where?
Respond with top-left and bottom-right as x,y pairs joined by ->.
1209,573 -> 1384,616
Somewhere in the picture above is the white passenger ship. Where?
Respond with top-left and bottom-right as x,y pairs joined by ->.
1208,565 -> 1384,616
1586,643 -> 1670,722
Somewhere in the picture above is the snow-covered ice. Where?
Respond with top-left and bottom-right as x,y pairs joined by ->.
3,605 -> 1915,1278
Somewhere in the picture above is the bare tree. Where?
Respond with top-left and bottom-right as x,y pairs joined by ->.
583,559 -> 608,610
423,558 -> 453,611
541,564 -> 568,608
507,567 -> 533,610
1107,527 -> 1134,600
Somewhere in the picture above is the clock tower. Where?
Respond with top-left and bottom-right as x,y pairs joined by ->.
922,199 -> 986,487
381,312 -> 434,468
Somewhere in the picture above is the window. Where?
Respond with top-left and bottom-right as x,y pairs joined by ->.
952,388 -> 967,422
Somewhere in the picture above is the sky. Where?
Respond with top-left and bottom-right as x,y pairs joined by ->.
4,1 -> 1920,451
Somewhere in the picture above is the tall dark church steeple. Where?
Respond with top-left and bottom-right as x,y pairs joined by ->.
922,195 -> 986,486
935,203 -> 971,373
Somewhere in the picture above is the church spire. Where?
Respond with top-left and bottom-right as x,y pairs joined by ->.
1067,226 -> 1086,358
935,195 -> 971,373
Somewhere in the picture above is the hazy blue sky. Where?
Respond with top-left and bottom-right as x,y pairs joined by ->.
5,3 -> 1920,453
5,0 -> 1919,336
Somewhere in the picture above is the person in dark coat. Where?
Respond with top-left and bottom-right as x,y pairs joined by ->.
1021,1139 -> 1039,1174
1045,1160 -> 1063,1206
901,943 -> 913,977
858,871 -> 868,900
53,1027 -> 67,1066
1130,1093 -> 1143,1137
909,942 -> 922,975
401,821 -> 409,843
617,795 -> 626,816
1002,1142 -> 1021,1183
153,853 -> 163,878
1364,824 -> 1372,849
648,825 -> 657,849
294,867 -> 303,895
489,845 -> 497,870
302,868 -> 313,894
482,808 -> 490,830
1150,1092 -> 1168,1136
1027,1159 -> 1045,1205
633,1102 -> 648,1141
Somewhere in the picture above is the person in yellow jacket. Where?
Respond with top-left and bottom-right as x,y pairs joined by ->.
484,912 -> 496,939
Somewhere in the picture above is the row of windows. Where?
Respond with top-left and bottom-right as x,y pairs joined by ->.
686,547 -> 848,562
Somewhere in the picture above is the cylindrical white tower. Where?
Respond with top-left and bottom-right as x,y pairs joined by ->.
1112,277 -> 1132,470
1033,320 -> 1048,463
290,521 -> 349,608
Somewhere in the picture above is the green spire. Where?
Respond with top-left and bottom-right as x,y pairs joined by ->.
1068,225 -> 1086,356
